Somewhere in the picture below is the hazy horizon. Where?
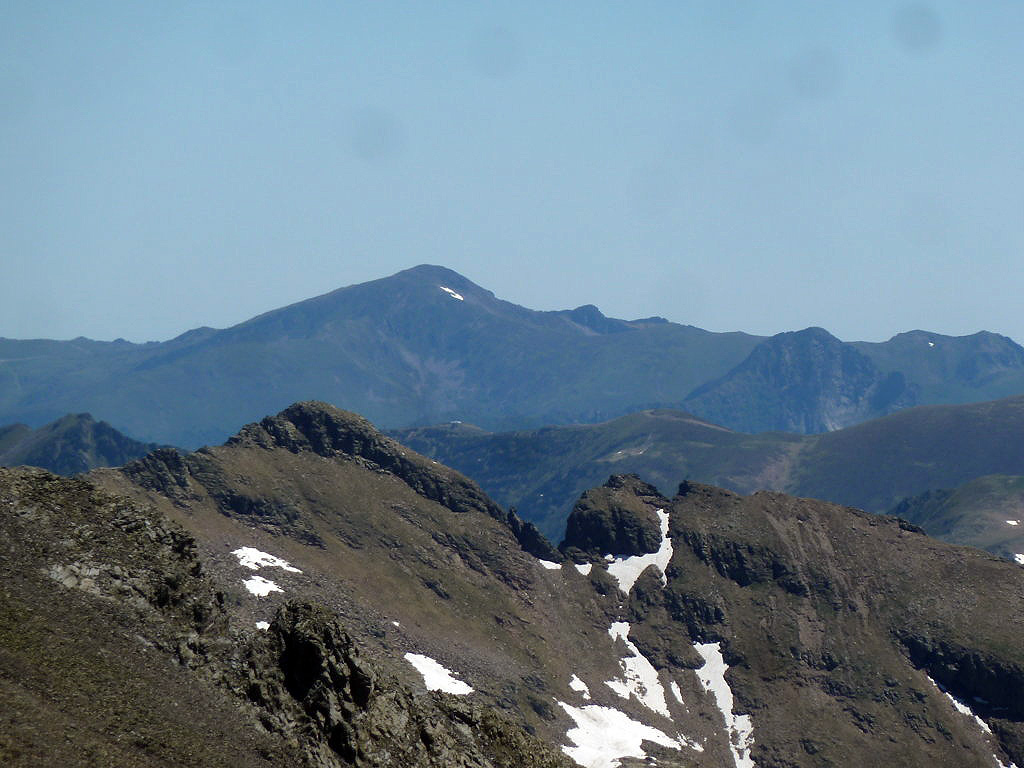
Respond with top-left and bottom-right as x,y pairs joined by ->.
2,2 -> 1022,344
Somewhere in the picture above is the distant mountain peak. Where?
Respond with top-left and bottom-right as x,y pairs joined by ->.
0,412 -> 158,475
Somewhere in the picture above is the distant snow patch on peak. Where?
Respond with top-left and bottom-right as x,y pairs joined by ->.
606,509 -> 672,595
232,547 -> 301,573
694,642 -> 755,768
255,621 -> 270,631
539,559 -> 562,570
1006,520 -> 1020,526
243,575 -> 283,597
569,674 -> 591,700
404,653 -> 473,695
928,341 -> 936,347
606,622 -> 670,717
439,286 -> 464,301
1015,554 -> 1024,566
574,562 -> 593,575
556,701 -> 694,768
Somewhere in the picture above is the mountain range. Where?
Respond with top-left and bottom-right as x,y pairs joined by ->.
3,401 -> 1022,767
2,265 -> 1024,446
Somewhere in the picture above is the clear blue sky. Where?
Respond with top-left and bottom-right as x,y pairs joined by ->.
1,1 -> 1021,343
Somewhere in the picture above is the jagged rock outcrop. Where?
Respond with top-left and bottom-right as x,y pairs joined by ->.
658,481 -> 1024,768
0,467 -> 295,767
0,466 -> 224,639
560,474 -> 664,557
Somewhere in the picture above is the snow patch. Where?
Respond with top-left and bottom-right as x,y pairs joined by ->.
539,559 -> 562,570
928,341 -> 936,347
927,675 -> 1020,767
694,642 -> 755,768
255,621 -> 270,631
557,701 -> 692,768
243,575 -> 283,597
670,681 -> 684,705
1006,520 -> 1020,526
928,675 -> 991,733
574,562 -> 593,575
404,653 -> 473,695
606,509 -> 672,595
569,674 -> 592,700
232,547 -> 301,573
392,620 -> 401,627
605,622 -> 670,717
1015,554 -> 1024,566
439,286 -> 464,301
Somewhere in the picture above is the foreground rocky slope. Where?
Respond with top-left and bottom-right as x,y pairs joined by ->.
3,401 -> 1022,767
0,466 -> 572,768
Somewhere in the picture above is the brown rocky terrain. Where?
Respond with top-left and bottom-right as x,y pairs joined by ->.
2,400 -> 1022,767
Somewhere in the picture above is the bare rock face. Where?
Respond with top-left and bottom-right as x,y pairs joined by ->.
560,474 -> 664,557
658,482 -> 1024,768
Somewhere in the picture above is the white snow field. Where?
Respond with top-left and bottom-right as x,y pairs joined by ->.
694,642 -> 755,768
231,546 -> 301,572
606,509 -> 672,594
403,653 -> 473,695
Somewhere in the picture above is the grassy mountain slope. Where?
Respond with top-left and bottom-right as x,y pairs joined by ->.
855,329 -> 1024,404
792,395 -> 1024,511
394,410 -> 803,541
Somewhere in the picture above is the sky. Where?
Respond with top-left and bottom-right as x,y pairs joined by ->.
1,1 -> 1022,344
